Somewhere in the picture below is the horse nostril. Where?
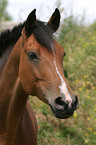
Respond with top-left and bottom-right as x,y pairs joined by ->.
55,97 -> 65,106
72,96 -> 79,110
54,97 -> 67,110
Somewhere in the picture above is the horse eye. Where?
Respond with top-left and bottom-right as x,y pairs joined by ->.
63,53 -> 66,57
28,52 -> 38,61
62,53 -> 66,60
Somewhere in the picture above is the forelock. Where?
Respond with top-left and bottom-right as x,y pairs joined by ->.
33,20 -> 54,51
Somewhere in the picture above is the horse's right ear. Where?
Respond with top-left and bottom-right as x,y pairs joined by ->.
24,9 -> 36,37
47,8 -> 60,33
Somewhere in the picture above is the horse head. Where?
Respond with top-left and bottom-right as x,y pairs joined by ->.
19,9 -> 79,119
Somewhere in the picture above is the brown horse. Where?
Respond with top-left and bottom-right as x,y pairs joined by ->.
0,9 -> 78,145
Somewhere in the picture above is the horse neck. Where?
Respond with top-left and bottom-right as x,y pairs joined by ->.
6,78 -> 27,144
0,36 -> 28,133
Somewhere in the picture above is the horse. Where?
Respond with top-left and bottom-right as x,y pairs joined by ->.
0,8 -> 78,145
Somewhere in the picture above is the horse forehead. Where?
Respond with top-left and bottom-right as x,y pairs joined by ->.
26,35 -> 64,57
26,35 -> 41,49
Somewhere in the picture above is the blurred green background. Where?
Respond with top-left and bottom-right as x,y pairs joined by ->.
0,0 -> 96,144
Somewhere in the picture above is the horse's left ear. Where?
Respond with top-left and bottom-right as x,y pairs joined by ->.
25,9 -> 36,37
47,8 -> 60,33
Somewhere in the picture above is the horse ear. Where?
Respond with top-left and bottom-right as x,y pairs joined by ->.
25,9 -> 36,37
47,8 -> 60,33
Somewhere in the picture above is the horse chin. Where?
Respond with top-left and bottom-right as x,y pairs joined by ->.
54,113 -> 74,119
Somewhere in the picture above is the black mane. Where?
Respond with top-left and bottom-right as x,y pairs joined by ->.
0,22 -> 25,57
0,20 -> 54,57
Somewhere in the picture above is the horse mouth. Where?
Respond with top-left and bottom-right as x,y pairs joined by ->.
50,105 -> 74,119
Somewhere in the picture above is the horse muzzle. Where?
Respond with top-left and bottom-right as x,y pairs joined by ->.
49,96 -> 79,119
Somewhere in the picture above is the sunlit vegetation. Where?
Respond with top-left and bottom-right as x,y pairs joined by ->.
30,15 -> 96,145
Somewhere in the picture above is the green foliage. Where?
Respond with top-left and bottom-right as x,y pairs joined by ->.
0,0 -> 12,21
30,17 -> 96,145
27,5 -> 96,144
88,21 -> 96,32
59,16 -> 96,89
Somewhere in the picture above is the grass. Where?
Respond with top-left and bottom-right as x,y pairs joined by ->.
29,17 -> 96,145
